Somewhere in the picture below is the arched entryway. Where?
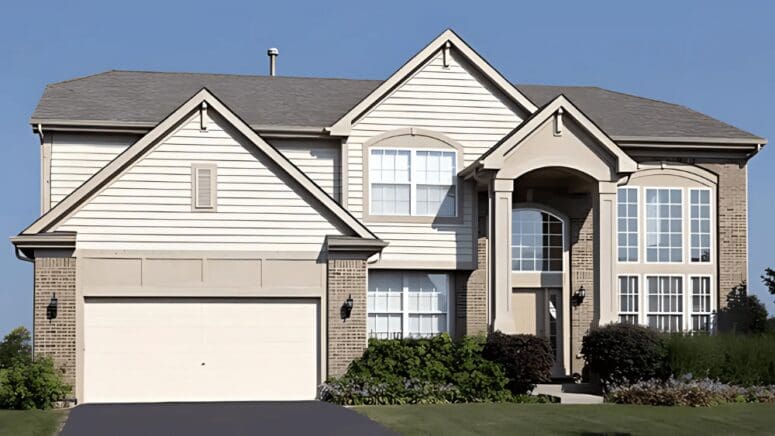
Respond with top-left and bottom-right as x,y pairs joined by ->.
510,206 -> 568,376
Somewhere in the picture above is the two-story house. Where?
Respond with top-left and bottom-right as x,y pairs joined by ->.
12,30 -> 765,403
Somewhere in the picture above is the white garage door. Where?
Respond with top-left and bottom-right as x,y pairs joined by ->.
83,298 -> 318,403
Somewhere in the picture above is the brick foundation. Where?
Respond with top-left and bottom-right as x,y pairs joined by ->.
326,256 -> 368,378
33,257 -> 76,390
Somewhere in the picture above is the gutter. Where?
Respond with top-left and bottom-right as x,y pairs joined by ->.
32,120 -> 333,139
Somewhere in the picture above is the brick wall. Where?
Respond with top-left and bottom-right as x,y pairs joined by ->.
456,237 -> 488,336
33,257 -> 76,390
699,163 -> 748,307
326,256 -> 367,378
570,207 -> 595,374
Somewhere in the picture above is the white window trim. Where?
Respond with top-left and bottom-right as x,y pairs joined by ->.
616,186 -> 640,264
511,207 -> 566,274
367,271 -> 452,339
368,147 -> 458,218
643,186 -> 686,265
688,187 -> 714,264
191,163 -> 217,212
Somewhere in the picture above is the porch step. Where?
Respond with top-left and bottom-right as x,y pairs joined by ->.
532,384 -> 604,404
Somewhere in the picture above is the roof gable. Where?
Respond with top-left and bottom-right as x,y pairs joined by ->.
477,95 -> 638,175
328,29 -> 538,135
22,88 -> 379,240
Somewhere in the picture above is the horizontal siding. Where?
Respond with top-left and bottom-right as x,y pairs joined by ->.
269,138 -> 341,201
58,112 -> 345,251
50,133 -> 138,206
346,49 -> 520,266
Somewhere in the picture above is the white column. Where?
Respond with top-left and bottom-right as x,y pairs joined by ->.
491,178 -> 517,333
597,181 -> 618,324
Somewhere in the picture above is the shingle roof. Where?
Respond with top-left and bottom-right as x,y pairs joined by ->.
30,70 -> 763,141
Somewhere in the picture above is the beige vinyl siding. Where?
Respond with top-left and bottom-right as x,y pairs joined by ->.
270,138 -> 341,201
346,49 -> 521,266
50,133 -> 138,207
58,112 -> 346,251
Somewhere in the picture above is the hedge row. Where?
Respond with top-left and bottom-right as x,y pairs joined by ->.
583,323 -> 775,389
320,332 -> 553,405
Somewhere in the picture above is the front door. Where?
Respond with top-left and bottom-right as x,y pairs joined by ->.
512,288 -> 564,377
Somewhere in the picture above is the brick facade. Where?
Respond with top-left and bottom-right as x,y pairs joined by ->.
326,256 -> 368,378
33,256 -> 77,390
455,237 -> 489,337
569,207 -> 595,374
699,163 -> 748,307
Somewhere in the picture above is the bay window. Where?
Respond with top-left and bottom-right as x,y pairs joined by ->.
367,271 -> 450,339
369,149 -> 457,217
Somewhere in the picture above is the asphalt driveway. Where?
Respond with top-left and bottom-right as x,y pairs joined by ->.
59,401 -> 396,436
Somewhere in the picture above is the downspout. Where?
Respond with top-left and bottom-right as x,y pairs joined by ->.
36,124 -> 44,145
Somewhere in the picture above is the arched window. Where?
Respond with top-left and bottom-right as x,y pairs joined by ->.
512,209 -> 564,272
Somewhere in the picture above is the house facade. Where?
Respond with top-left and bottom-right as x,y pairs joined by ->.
12,30 -> 764,403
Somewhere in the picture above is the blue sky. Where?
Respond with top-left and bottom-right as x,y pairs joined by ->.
0,1 -> 773,334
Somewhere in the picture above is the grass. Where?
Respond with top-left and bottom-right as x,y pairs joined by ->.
0,409 -> 68,436
358,403 -> 775,435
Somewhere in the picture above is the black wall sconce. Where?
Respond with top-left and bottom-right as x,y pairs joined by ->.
341,294 -> 354,320
46,293 -> 58,320
572,286 -> 586,307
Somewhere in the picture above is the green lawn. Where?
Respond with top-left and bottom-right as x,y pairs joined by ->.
0,409 -> 68,436
358,403 -> 775,436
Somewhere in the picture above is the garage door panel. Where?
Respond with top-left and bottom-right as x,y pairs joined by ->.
84,298 -> 318,403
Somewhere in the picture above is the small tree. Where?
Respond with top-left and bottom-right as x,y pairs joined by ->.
717,282 -> 768,334
0,327 -> 32,369
763,267 -> 775,304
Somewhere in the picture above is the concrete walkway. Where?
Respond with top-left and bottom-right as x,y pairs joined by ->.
532,384 -> 604,404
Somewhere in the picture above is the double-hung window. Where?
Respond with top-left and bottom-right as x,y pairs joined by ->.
646,275 -> 684,332
645,188 -> 683,262
690,188 -> 712,263
690,276 -> 712,332
367,271 -> 450,339
617,187 -> 639,262
370,149 -> 411,215
370,149 -> 456,217
618,275 -> 639,324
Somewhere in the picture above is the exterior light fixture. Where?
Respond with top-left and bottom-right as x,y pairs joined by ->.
572,286 -> 586,306
46,293 -> 58,320
341,294 -> 354,320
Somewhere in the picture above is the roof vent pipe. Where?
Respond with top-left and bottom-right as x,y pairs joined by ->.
267,48 -> 279,76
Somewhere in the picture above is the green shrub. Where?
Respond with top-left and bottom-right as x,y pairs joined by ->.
0,357 -> 71,410
606,376 -> 775,407
582,323 -> 668,390
666,333 -> 775,386
321,334 -> 515,404
0,327 -> 32,369
482,332 -> 553,394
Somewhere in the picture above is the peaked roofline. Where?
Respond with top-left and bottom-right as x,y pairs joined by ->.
20,88 -> 381,241
466,94 -> 638,175
327,29 -> 538,135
